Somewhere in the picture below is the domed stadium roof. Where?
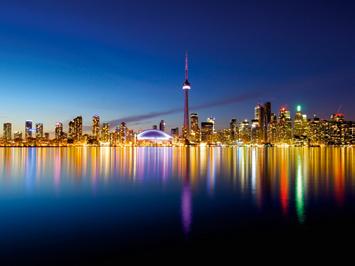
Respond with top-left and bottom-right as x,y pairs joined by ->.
137,130 -> 172,141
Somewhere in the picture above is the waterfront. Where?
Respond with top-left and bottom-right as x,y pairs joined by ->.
0,146 -> 354,262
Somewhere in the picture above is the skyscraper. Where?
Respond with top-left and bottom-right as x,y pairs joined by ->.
230,119 -> 238,142
55,122 -> 63,140
254,104 -> 265,143
264,102 -> 272,143
182,52 -> 191,142
206,117 -> 215,133
190,113 -> 200,143
101,123 -> 109,142
119,122 -> 127,143
201,121 -> 214,143
25,120 -> 33,140
92,115 -> 100,139
264,102 -> 272,125
171,128 -> 179,138
68,120 -> 75,140
159,120 -> 166,132
254,104 -> 265,128
35,123 -> 43,139
73,116 -> 82,141
278,107 -> 292,143
3,123 -> 12,141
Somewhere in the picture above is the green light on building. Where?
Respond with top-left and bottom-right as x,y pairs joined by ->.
297,105 -> 302,112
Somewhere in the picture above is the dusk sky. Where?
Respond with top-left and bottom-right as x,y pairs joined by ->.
0,0 -> 354,132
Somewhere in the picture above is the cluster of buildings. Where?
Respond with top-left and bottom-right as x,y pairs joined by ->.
177,104 -> 354,146
0,54 -> 354,147
1,117 -> 138,147
0,106 -> 354,147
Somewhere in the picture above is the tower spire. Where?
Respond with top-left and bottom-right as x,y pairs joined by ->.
185,51 -> 188,81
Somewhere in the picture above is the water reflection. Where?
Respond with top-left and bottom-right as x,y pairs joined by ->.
0,147 -> 354,235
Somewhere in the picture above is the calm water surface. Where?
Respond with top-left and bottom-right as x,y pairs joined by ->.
0,147 -> 354,262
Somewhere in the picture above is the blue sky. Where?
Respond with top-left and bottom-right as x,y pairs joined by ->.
0,0 -> 354,132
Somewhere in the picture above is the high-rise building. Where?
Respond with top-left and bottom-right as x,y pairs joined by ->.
171,128 -> 179,138
25,120 -> 33,140
264,102 -> 271,125
159,120 -> 166,132
251,119 -> 261,143
92,115 -> 100,139
230,119 -> 238,142
201,121 -> 214,143
190,113 -> 200,143
206,117 -> 215,133
254,104 -> 265,143
119,122 -> 127,143
263,102 -> 272,143
239,119 -> 251,143
255,104 -> 265,128
182,52 -> 191,142
3,123 -> 12,141
277,107 -> 292,143
68,120 -> 75,141
101,123 -> 109,142
73,116 -> 82,141
268,113 -> 278,143
55,122 -> 63,140
152,125 -> 158,130
35,123 -> 43,139
293,105 -> 308,139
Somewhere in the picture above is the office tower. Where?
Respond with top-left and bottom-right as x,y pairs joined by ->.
68,120 -> 75,140
278,107 -> 292,143
171,128 -> 179,138
25,120 -> 33,140
293,105 -> 307,139
263,102 -> 271,143
254,104 -> 265,128
44,132 -> 50,140
201,121 -> 214,143
309,115 -> 321,145
55,122 -> 63,140
73,116 -> 82,141
152,125 -> 158,130
101,123 -> 109,142
159,120 -> 166,132
230,119 -> 238,142
92,115 -> 100,139
182,52 -> 191,141
3,123 -> 12,141
254,104 -> 265,143
268,113 -> 278,143
251,119 -> 260,143
119,122 -> 127,143
264,102 -> 271,125
239,119 -> 251,143
190,113 -> 200,143
35,123 -> 43,139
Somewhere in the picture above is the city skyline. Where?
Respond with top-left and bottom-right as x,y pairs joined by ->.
0,99 -> 353,147
0,0 -> 355,133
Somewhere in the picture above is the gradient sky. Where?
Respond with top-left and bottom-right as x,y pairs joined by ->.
0,0 -> 354,132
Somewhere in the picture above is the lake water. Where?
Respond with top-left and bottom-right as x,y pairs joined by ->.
0,147 -> 354,263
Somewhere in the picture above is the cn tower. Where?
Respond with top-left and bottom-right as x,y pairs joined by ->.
182,52 -> 191,141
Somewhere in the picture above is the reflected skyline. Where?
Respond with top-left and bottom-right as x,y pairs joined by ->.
0,147 -> 354,234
